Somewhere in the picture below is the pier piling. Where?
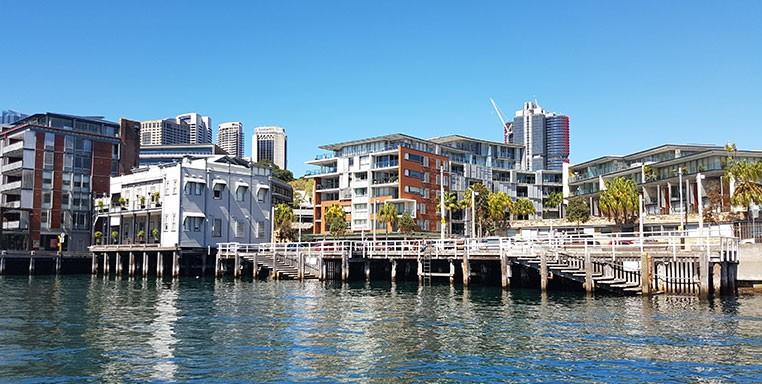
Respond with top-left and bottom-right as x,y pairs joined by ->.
172,252 -> 180,278
91,254 -> 97,274
128,252 -> 135,277
28,257 -> 35,275
584,251 -> 593,293
699,250 -> 710,298
142,252 -> 149,277
115,253 -> 122,275
391,260 -> 397,282
103,253 -> 109,275
540,251 -> 548,292
364,261 -> 370,282
0,257 -> 5,274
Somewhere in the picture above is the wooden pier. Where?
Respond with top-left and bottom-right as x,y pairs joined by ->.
215,231 -> 739,296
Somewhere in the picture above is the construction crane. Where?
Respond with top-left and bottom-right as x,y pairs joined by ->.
490,98 -> 512,143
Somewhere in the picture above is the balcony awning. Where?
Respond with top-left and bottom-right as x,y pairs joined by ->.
212,179 -> 227,189
183,212 -> 206,219
184,176 -> 206,185
236,181 -> 250,189
256,184 -> 270,191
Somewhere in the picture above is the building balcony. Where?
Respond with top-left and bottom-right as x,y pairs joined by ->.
2,220 -> 22,230
1,200 -> 22,209
0,180 -> 22,193
1,141 -> 24,157
372,160 -> 399,169
1,160 -> 23,175
305,167 -> 339,177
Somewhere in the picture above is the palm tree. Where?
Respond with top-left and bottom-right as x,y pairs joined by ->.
398,211 -> 417,240
726,160 -> 762,214
599,177 -> 639,225
274,203 -> 296,242
463,183 -> 490,236
487,191 -> 512,234
544,191 -> 563,219
378,203 -> 399,239
512,198 -> 536,221
436,191 -> 460,235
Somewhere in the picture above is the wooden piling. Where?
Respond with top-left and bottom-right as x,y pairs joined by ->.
172,251 -> 180,278
450,259 -> 456,285
252,252 -> 258,280
214,251 -> 221,278
28,257 -> 35,275
462,248 -> 470,287
364,260 -> 370,282
142,252 -> 149,277
699,249 -> 709,298
417,258 -> 423,284
55,256 -> 61,274
128,252 -> 135,277
584,251 -> 593,293
500,254 -> 509,289
234,251 -> 241,278
712,263 -> 722,294
157,252 -> 164,278
640,253 -> 652,295
539,251 -> 548,292
91,253 -> 97,275
115,253 -> 122,275
342,252 -> 349,282
103,253 -> 110,275
0,257 -> 5,275
391,259 -> 397,282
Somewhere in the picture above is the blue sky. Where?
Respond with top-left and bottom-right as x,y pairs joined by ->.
1,1 -> 760,176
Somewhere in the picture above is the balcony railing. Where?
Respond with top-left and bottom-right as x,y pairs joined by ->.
305,167 -> 338,176
1,160 -> 23,173
0,180 -> 22,193
373,160 -> 399,169
1,141 -> 24,155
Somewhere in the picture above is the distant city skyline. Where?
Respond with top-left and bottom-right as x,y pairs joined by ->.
2,1 -> 760,176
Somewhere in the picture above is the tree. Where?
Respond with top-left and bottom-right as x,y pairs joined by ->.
566,197 -> 590,229
512,198 -> 536,220
378,203 -> 399,238
274,203 -> 296,242
258,159 -> 294,182
598,177 -> 639,225
462,183 -> 490,236
324,204 -> 347,238
435,191 -> 460,235
726,160 -> 762,213
289,178 -> 315,207
398,211 -> 417,239
544,191 -> 563,218
487,191 -> 512,234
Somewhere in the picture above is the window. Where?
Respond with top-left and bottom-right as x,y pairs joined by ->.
164,214 -> 169,231
212,218 -> 222,237
43,152 -> 54,169
233,217 -> 244,238
171,214 -> 176,231
405,153 -> 425,164
213,182 -> 226,199
354,203 -> 367,211
41,210 -> 49,228
194,182 -> 203,195
42,171 -> 52,188
184,182 -> 193,195
44,133 -> 55,150
183,217 -> 203,232
43,192 -> 52,205
235,185 -> 247,201
183,217 -> 192,232
172,180 -> 178,195
257,188 -> 267,203
257,221 -> 266,238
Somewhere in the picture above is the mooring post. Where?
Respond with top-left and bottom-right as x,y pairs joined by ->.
252,252 -> 259,280
699,247 -> 710,298
0,257 -> 5,275
234,251 -> 241,278
115,252 -> 122,275
391,259 -> 397,282
500,254 -> 509,289
364,260 -> 371,282
143,252 -> 149,277
540,251 -> 548,292
103,253 -> 109,275
28,257 -> 35,275
128,252 -> 135,277
91,253 -> 97,275
462,245 -> 470,286
584,249 -> 593,293
417,257 -> 423,284
157,252 -> 164,278
640,252 -> 652,295
342,251 -> 349,282
299,252 -> 305,281
450,259 -> 456,285
55,256 -> 62,274
172,251 -> 180,278
215,250 -> 221,278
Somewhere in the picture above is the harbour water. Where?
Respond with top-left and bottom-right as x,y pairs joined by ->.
1,276 -> 761,383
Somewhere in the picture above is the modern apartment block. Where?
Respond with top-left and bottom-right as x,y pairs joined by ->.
139,143 -> 228,167
140,118 -> 190,145
507,101 -> 570,171
217,122 -> 244,158
176,113 -> 212,144
568,144 -> 762,220
93,156 -> 273,249
1,110 -> 28,125
306,133 -> 563,235
0,113 -> 139,252
253,126 -> 287,169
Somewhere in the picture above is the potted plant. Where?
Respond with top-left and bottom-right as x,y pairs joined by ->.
117,197 -> 127,208
137,229 -> 145,243
152,191 -> 161,207
151,228 -> 159,243
139,195 -> 146,209
110,230 -> 119,243
97,200 -> 105,213
94,231 -> 103,245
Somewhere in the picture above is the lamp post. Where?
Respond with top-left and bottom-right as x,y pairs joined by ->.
751,203 -> 760,240
678,167 -> 684,231
439,166 -> 445,240
697,172 -> 706,234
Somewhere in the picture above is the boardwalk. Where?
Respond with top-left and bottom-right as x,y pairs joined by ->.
216,231 -> 739,297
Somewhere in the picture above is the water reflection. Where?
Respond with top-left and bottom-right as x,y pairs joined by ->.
0,276 -> 761,382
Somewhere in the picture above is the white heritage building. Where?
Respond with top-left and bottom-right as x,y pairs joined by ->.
94,156 -> 273,249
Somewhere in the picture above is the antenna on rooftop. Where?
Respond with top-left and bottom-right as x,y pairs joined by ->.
490,98 -> 512,143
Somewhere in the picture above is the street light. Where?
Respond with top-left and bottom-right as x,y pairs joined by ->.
471,189 -> 479,238
678,167 -> 684,232
751,203 -> 760,240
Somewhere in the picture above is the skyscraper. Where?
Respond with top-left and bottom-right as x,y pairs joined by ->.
510,101 -> 570,171
176,112 -> 212,144
140,118 -> 190,145
217,122 -> 244,158
253,126 -> 287,169
1,110 -> 28,125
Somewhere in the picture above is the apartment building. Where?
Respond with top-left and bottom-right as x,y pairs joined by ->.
568,144 -> 762,220
0,113 -> 139,252
306,133 -> 563,235
140,118 -> 190,145
176,113 -> 212,144
94,156 -> 273,249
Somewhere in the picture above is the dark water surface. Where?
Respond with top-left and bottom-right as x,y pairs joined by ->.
1,275 -> 761,383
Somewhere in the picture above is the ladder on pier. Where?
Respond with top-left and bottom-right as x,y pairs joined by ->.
421,248 -> 432,285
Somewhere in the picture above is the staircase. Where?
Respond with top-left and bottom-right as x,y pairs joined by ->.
514,250 -> 642,295
242,253 -> 319,280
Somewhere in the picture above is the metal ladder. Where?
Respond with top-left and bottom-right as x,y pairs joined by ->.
421,248 -> 432,285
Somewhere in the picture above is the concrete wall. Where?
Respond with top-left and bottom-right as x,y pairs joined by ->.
738,243 -> 762,282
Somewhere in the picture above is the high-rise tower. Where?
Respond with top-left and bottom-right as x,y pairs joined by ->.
217,122 -> 244,158
253,126 -> 287,169
510,101 -> 570,171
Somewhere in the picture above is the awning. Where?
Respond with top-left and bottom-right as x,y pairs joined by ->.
256,184 -> 270,191
183,212 -> 206,219
185,177 -> 206,185
212,179 -> 227,189
236,181 -> 250,189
